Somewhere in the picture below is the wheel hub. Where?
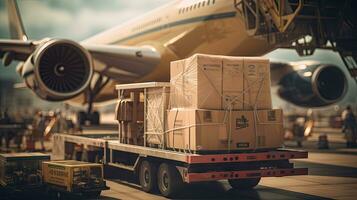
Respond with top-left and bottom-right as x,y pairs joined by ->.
144,169 -> 150,184
163,172 -> 169,189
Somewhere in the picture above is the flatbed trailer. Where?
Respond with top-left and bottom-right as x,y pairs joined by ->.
52,81 -> 308,197
53,133 -> 308,197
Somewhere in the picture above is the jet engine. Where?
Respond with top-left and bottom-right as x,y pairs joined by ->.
21,39 -> 93,101
277,64 -> 347,107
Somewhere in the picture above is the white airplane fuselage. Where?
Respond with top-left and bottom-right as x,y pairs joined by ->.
76,0 -> 277,103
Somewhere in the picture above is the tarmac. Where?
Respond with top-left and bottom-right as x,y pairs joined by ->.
1,126 -> 356,199
100,127 -> 357,200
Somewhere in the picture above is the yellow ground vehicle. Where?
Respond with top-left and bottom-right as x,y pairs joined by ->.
0,153 -> 50,193
42,160 -> 109,198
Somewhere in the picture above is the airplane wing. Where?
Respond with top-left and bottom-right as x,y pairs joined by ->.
0,39 -> 161,81
0,0 -> 162,103
0,39 -> 35,62
1,0 -> 161,81
83,43 -> 160,80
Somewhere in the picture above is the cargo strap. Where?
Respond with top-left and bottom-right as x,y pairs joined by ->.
169,60 -> 277,152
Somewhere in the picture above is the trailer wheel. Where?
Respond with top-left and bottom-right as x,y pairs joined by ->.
46,187 -> 57,199
139,160 -> 158,193
228,178 -> 261,189
157,163 -> 183,198
55,191 -> 63,200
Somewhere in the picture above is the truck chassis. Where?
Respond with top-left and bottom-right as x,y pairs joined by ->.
53,133 -> 308,197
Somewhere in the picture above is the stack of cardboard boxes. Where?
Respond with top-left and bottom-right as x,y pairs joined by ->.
166,54 -> 283,152
116,92 -> 144,145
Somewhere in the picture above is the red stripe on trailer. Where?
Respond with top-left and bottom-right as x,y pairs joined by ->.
186,150 -> 308,164
184,168 -> 308,183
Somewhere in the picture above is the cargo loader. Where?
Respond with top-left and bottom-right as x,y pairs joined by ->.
52,55 -> 308,198
0,153 -> 109,198
42,160 -> 109,198
0,153 -> 50,194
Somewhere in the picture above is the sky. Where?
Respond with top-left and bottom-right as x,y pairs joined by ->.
0,0 -> 356,113
0,0 -> 171,40
0,0 -> 171,80
0,0 -> 171,111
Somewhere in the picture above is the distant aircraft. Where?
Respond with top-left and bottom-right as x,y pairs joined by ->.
0,0 -> 356,124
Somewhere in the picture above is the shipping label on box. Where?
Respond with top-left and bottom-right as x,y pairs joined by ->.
235,114 -> 250,130
228,111 -> 255,149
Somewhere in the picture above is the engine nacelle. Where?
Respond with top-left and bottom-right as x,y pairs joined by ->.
278,64 -> 347,107
21,39 -> 93,101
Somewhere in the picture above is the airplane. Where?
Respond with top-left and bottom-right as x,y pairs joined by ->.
0,0 -> 356,124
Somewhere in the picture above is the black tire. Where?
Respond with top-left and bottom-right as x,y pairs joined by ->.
55,191 -> 63,200
139,160 -> 158,193
77,111 -> 86,125
45,187 -> 56,199
157,163 -> 183,198
228,178 -> 261,189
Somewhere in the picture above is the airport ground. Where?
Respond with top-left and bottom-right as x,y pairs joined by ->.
1,126 -> 356,200
98,128 -> 357,200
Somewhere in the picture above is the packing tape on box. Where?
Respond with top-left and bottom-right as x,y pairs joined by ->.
169,57 -> 270,110
145,87 -> 170,146
170,59 -> 270,151
163,108 -> 282,153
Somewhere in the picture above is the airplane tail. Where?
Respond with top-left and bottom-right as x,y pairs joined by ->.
6,0 -> 28,41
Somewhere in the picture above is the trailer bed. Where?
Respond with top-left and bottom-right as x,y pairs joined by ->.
52,132 -> 308,197
54,134 -> 307,163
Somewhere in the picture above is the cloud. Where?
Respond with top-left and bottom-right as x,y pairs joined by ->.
19,1 -> 73,38
0,0 -> 171,40
0,6 -> 9,37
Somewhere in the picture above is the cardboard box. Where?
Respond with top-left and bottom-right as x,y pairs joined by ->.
146,87 -> 170,145
170,54 -> 271,110
222,56 -> 244,110
255,109 -> 284,149
166,109 -> 231,151
170,54 -> 222,109
243,57 -> 272,109
165,109 -> 283,152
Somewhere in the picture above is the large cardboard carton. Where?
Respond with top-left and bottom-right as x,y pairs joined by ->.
243,57 -> 272,109
166,109 -> 230,151
170,54 -> 222,109
165,109 -> 283,152
255,109 -> 284,149
166,109 -> 258,151
170,54 -> 271,110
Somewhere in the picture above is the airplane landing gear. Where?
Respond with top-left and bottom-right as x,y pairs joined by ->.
77,86 -> 100,126
77,111 -> 100,126
76,74 -> 109,126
